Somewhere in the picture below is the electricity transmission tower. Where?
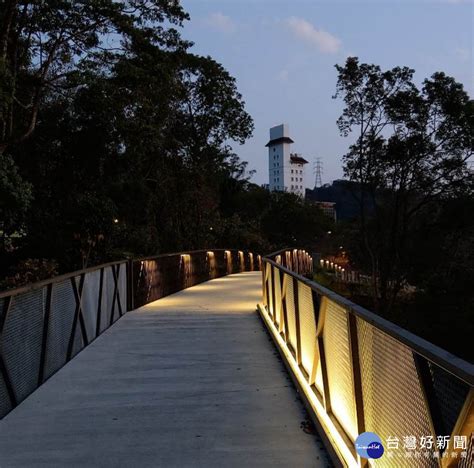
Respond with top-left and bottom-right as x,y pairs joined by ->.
314,157 -> 323,188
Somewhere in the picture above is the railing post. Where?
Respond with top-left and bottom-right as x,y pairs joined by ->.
413,352 -> 447,468
109,265 -> 120,325
38,283 -> 53,386
263,262 -> 271,310
96,267 -> 104,338
127,258 -> 134,311
311,294 -> 331,413
347,313 -> 365,438
309,289 -> 321,386
445,389 -> 473,468
279,273 -> 290,340
270,266 -> 276,322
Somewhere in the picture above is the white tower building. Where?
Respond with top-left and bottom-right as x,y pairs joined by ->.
266,123 -> 308,197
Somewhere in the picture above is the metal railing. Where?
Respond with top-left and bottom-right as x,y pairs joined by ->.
259,249 -> 474,468
132,249 -> 261,309
0,249 -> 260,419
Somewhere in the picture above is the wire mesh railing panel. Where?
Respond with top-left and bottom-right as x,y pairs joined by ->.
207,252 -> 218,279
1,289 -> 44,403
81,270 -> 100,341
298,282 -> 316,376
132,250 -> 260,308
0,250 -> 259,420
70,316 -> 84,359
427,360 -> 471,437
104,266 -> 118,325
0,374 -> 12,416
118,264 -> 127,314
183,254 -> 194,288
97,271 -> 108,335
314,354 -> 324,395
248,252 -> 254,271
266,264 -> 274,319
97,268 -> 110,331
323,298 -> 358,441
285,275 -> 297,354
460,434 -> 474,468
357,318 -> 436,467
44,279 -> 76,379
0,298 -> 12,416
273,267 -> 282,327
216,252 -> 227,277
231,251 -> 241,274
258,252 -> 473,467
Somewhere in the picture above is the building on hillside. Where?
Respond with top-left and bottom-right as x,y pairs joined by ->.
266,124 -> 308,197
313,201 -> 337,221
306,179 -> 375,221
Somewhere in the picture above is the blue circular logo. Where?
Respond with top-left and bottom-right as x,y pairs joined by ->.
355,432 -> 384,459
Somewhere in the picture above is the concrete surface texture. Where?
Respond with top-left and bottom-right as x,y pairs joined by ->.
0,272 -> 330,468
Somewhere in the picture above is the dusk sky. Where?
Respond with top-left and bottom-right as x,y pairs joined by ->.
180,0 -> 473,187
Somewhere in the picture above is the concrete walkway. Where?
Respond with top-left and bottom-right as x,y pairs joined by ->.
0,272 -> 329,468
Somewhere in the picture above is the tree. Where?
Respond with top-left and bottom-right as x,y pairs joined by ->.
0,152 -> 31,250
0,0 -> 189,155
8,28 -> 254,269
334,57 -> 474,311
261,192 -> 331,250
0,2 -> 331,285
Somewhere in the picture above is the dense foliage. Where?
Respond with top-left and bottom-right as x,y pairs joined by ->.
333,57 -> 474,313
329,58 -> 474,360
0,1 -> 330,286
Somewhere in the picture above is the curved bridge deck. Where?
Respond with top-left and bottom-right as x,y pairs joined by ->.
0,272 -> 329,467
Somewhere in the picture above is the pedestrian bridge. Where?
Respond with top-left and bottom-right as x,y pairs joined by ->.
0,249 -> 472,467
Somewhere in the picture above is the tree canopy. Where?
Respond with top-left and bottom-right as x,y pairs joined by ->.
0,1 -> 330,286
334,57 -> 474,311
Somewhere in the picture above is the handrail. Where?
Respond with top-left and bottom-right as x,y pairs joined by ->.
265,257 -> 474,386
0,248 -> 261,420
0,249 -> 260,299
0,259 -> 127,299
134,248 -> 252,262
259,248 -> 474,468
264,247 -> 296,259
132,249 -> 261,308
